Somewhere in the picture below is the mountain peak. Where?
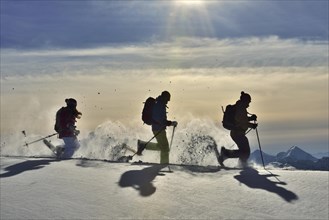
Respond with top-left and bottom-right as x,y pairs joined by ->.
288,145 -> 302,151
284,146 -> 317,162
250,146 -> 326,170
287,146 -> 304,155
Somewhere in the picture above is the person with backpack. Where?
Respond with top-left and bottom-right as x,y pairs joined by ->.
220,91 -> 257,168
53,98 -> 82,158
137,91 -> 177,164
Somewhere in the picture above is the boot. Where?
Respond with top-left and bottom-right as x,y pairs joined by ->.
137,140 -> 146,155
218,147 -> 228,165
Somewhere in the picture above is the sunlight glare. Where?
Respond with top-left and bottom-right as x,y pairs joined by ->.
175,0 -> 205,7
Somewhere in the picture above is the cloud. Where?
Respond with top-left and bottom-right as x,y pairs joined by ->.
1,36 -> 328,79
1,1 -> 328,49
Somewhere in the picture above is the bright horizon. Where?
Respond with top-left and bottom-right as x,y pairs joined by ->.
1,1 -> 328,155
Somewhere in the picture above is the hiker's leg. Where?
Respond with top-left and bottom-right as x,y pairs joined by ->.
238,135 -> 250,163
62,136 -> 80,158
223,132 -> 240,158
230,133 -> 250,163
154,130 -> 169,164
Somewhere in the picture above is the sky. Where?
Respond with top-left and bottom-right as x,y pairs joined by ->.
0,0 -> 328,155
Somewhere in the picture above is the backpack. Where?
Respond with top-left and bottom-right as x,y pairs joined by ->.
54,107 -> 64,132
222,104 -> 237,130
142,97 -> 156,125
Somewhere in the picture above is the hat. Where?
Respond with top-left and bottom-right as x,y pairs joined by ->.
240,91 -> 251,102
65,98 -> 77,107
161,91 -> 171,101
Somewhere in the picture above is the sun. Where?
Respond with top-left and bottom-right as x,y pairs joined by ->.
166,0 -> 215,38
174,0 -> 205,7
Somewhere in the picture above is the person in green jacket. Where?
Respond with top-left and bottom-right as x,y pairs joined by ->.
220,91 -> 258,167
137,91 -> 177,164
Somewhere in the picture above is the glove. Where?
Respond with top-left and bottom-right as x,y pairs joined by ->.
171,121 -> 178,127
250,123 -> 258,129
249,114 -> 257,121
74,129 -> 80,136
67,124 -> 76,130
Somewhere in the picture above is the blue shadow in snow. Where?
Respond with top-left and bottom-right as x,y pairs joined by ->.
0,159 -> 58,178
118,164 -> 167,197
234,168 -> 298,203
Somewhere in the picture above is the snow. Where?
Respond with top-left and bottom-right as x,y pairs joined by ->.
1,157 -> 328,220
1,121 -> 328,219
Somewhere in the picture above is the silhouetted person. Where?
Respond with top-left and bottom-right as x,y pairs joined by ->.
53,98 -> 82,159
137,91 -> 177,164
220,92 -> 257,168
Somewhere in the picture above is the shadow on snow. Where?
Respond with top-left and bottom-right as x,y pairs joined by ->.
0,156 -> 299,203
0,158 -> 59,178
118,164 -> 168,197
234,168 -> 299,203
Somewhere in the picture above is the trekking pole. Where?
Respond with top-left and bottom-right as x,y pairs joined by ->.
255,127 -> 283,182
127,125 -> 167,160
144,126 -> 166,147
255,127 -> 265,169
169,125 -> 176,151
23,133 -> 58,147
167,125 -> 176,172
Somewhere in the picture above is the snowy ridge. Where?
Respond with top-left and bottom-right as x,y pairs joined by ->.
1,156 -> 328,220
1,120 -> 328,219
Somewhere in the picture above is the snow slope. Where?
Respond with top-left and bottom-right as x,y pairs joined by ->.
1,157 -> 328,220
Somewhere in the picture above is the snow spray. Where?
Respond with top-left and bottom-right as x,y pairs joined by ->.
1,118 -> 236,166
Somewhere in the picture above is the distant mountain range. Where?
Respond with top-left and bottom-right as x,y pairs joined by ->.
250,146 -> 329,171
312,151 -> 329,159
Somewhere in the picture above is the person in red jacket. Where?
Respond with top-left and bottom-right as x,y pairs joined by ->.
54,98 -> 82,158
